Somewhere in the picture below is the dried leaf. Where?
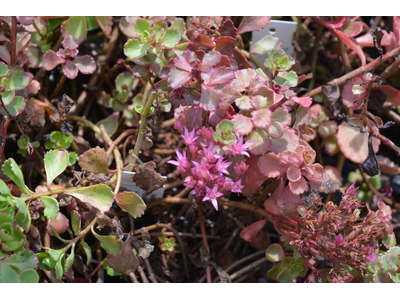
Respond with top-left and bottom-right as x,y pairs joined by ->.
107,236 -> 139,275
322,84 -> 343,116
133,161 -> 164,195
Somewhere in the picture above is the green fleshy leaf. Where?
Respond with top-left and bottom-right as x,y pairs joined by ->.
3,249 -> 38,272
115,71 -> 134,92
1,90 -> 15,105
61,16 -> 87,43
80,240 -> 92,266
276,267 -> 293,283
96,112 -> 119,138
373,270 -> 391,283
5,71 -> 29,90
15,197 -> 31,232
250,35 -> 280,55
50,226 -> 71,244
283,257 -> 294,268
2,227 -> 25,252
37,253 -> 56,271
159,28 -> 180,48
91,227 -> 122,255
71,210 -> 81,236
0,179 -> 11,196
114,191 -> 146,219
44,150 -> 69,189
45,131 -> 73,150
65,184 -> 114,213
0,262 -> 21,283
64,246 -> 75,271
124,38 -> 151,60
20,269 -> 39,283
55,258 -> 63,281
85,16 -> 99,31
6,95 -> 25,117
267,261 -> 285,281
0,62 -> 9,77
2,158 -> 31,195
68,151 -> 78,166
41,196 -> 59,220
135,18 -> 151,36
265,243 -> 285,262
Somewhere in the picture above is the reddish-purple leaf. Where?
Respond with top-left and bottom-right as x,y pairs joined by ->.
240,218 -> 267,241
43,50 -> 65,71
63,60 -> 79,79
219,19 -> 237,37
233,48 -> 253,69
342,21 -> 363,37
334,29 -> 366,65
237,16 -> 271,35
199,84 -> 221,111
168,69 -> 192,89
115,191 -> 146,218
78,147 -> 109,174
74,55 -> 96,74
291,96 -> 312,107
325,16 -> 346,29
381,85 -> 400,106
215,36 -> 236,56
377,155 -> 400,175
95,16 -> 113,38
0,45 -> 11,64
194,34 -> 215,49
258,153 -> 287,178
107,236 -> 140,275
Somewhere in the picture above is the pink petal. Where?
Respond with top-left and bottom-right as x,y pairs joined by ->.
168,69 -> 192,89
74,55 -> 96,74
237,16 -> 271,35
257,153 -> 288,178
63,60 -> 79,79
199,84 -> 221,111
43,50 -> 65,71
62,35 -> 79,50
289,177 -> 308,195
231,114 -> 253,135
287,166 -> 302,182
251,108 -> 272,129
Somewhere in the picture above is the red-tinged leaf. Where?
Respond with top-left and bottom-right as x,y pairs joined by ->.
337,119 -> 380,164
194,34 -> 214,49
175,105 -> 203,132
247,129 -> 271,155
240,219 -> 267,241
342,76 -> 366,109
74,55 -> 96,74
235,95 -> 253,111
325,16 -> 346,29
219,19 -> 237,37
381,85 -> 400,106
47,212 -> 69,235
201,51 -> 221,72
288,176 -> 308,195
277,186 -> 303,217
243,154 -> 268,196
264,179 -> 284,216
377,155 -> 400,174
333,29 -> 366,65
291,96 -> 312,107
199,84 -> 221,111
231,114 -> 253,135
115,191 -> 146,218
356,30 -> 391,47
394,17 -> 400,46
237,16 -> 271,35
324,165 -> 343,192
168,69 -> 192,89
62,35 -> 79,50
119,16 -> 140,38
258,153 -> 288,178
95,16 -> 113,38
0,45 -> 10,64
201,67 -> 235,86
342,21 -> 363,37
252,108 -> 272,129
215,36 -> 236,56
78,147 -> 109,173
233,48 -> 253,70
270,129 -> 299,153
16,32 -> 31,54
63,60 -> 79,79
107,236 -> 139,275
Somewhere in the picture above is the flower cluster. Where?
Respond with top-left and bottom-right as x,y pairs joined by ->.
168,127 -> 251,210
281,184 -> 395,282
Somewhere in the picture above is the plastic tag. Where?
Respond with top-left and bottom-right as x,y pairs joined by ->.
120,171 -> 166,202
251,19 -> 297,55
